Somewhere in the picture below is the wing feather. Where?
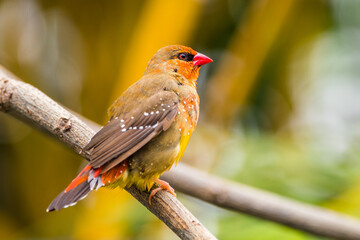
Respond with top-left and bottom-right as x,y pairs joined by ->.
83,91 -> 179,172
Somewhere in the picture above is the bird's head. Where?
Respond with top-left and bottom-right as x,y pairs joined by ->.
145,45 -> 212,86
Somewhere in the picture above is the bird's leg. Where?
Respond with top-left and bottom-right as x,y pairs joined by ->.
149,179 -> 176,204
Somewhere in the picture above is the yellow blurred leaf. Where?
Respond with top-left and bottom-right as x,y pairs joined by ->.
73,188 -> 132,240
323,179 -> 360,217
112,0 -> 202,104
205,0 -> 297,124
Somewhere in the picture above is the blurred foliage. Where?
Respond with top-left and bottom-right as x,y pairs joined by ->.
0,0 -> 360,239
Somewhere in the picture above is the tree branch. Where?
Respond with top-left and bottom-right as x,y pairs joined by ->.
0,65 -> 216,240
163,165 -> 360,240
2,65 -> 360,240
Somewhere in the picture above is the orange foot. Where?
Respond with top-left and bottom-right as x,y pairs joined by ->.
149,179 -> 176,204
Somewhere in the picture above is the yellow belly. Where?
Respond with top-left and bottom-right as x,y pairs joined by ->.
108,131 -> 192,192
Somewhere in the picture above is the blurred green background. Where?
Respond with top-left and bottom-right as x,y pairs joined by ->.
1,0 -> 360,239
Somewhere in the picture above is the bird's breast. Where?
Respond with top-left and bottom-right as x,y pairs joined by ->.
176,94 -> 199,136
173,94 -> 199,163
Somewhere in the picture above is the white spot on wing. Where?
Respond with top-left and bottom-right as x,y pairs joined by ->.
144,112 -> 149,116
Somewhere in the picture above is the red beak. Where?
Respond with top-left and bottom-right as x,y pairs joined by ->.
193,52 -> 213,67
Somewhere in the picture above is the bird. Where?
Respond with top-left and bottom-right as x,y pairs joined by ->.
47,45 -> 212,212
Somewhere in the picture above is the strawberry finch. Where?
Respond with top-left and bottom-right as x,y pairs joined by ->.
47,45 -> 212,211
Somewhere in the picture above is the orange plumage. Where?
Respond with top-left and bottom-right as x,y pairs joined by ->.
47,45 -> 212,211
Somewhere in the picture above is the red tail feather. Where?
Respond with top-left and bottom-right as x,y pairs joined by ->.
65,165 -> 92,192
48,161 -> 129,212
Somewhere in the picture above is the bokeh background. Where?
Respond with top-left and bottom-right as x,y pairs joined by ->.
0,0 -> 360,239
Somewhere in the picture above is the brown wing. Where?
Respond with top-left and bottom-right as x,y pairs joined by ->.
84,91 -> 179,172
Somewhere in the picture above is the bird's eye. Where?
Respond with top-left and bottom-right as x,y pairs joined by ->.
178,53 -> 188,60
178,53 -> 194,61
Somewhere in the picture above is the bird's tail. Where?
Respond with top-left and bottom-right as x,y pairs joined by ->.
47,164 -> 104,212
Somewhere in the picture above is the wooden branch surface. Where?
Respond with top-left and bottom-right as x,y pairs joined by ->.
0,66 -> 216,240
2,65 -> 360,240
163,165 -> 360,240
